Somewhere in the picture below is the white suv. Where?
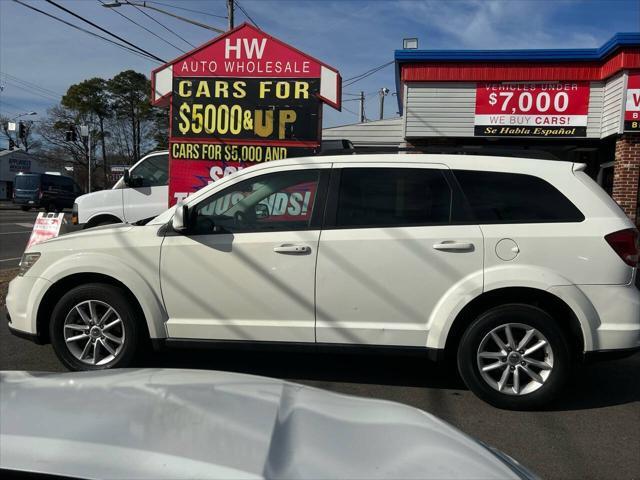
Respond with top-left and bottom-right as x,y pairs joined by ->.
7,155 -> 640,409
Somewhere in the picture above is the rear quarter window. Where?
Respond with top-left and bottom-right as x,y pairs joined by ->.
453,170 -> 584,223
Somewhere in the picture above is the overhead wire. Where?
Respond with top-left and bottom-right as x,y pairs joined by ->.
125,0 -> 196,49
44,0 -> 166,62
1,78 -> 60,102
0,72 -> 62,98
148,1 -> 228,20
12,0 -> 162,63
343,61 -> 394,87
97,0 -> 187,53
234,0 -> 260,29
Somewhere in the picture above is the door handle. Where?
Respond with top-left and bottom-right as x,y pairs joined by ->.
273,244 -> 311,254
433,241 -> 474,251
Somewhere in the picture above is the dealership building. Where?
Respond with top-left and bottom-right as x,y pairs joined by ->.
324,32 -> 640,225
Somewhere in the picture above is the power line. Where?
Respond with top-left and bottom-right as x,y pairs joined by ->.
98,0 -> 187,53
44,0 -> 166,62
342,105 -> 360,117
125,1 -> 196,49
234,0 -> 260,29
147,1 -> 228,20
0,72 -> 62,98
1,78 -> 60,102
12,0 -> 161,63
343,61 -> 394,87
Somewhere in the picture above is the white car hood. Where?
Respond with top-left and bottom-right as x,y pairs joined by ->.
0,369 -> 534,479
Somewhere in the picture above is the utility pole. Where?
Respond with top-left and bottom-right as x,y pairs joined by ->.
359,91 -> 365,123
379,88 -> 390,120
227,0 -> 234,30
81,125 -> 91,193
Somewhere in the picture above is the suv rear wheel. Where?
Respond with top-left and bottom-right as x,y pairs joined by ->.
49,283 -> 140,371
457,304 -> 571,410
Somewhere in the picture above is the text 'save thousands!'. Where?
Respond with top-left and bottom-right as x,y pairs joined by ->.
474,83 -> 590,137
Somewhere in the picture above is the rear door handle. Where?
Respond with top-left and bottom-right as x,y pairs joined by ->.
273,244 -> 311,254
433,241 -> 474,251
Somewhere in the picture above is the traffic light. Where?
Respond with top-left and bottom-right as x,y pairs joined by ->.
8,138 -> 15,150
18,121 -> 26,140
65,124 -> 77,142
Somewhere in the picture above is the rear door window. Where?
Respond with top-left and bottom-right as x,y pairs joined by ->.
453,170 -> 584,223
335,168 -> 452,228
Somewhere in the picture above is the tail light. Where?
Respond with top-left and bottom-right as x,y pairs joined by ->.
72,203 -> 78,225
605,229 -> 640,267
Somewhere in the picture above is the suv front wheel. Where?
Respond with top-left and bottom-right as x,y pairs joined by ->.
49,283 -> 140,370
457,304 -> 571,410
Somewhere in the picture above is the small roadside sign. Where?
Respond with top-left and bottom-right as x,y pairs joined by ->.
26,212 -> 65,250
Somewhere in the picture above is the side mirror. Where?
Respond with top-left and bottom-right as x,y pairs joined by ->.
254,203 -> 270,219
172,201 -> 189,232
123,169 -> 130,185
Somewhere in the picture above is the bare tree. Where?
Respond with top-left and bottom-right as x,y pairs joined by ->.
0,115 -> 39,152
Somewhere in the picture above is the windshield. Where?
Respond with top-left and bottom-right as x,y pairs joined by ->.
14,175 -> 40,190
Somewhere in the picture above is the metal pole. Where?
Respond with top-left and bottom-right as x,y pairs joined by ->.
359,91 -> 365,123
379,89 -> 385,120
88,132 -> 92,193
227,0 -> 234,30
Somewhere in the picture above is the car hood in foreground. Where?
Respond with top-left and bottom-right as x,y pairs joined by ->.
0,369 -> 535,480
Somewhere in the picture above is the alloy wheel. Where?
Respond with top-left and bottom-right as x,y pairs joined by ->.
476,323 -> 554,396
63,300 -> 125,366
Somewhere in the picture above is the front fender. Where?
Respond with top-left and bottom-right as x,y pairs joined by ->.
34,253 -> 167,339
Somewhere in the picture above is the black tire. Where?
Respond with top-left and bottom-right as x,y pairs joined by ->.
457,304 -> 571,410
49,283 -> 142,371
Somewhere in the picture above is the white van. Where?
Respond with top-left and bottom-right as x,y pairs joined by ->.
73,151 -> 169,227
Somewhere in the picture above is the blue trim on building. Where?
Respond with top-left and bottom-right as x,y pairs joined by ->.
394,32 -> 640,63
394,32 -> 640,114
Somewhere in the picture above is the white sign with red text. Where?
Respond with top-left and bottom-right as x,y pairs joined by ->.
475,82 -> 590,137
624,72 -> 640,132
26,213 -> 64,250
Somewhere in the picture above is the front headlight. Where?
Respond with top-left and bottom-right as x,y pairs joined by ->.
18,253 -> 41,276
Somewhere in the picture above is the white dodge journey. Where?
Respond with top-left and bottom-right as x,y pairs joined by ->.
7,155 -> 640,409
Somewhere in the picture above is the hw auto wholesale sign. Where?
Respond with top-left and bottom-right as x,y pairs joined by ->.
624,72 -> 640,132
151,23 -> 341,205
474,83 -> 590,137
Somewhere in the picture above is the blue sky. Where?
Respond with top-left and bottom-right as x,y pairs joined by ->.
1,0 -> 639,141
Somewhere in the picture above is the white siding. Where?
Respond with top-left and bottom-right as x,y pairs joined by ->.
601,73 -> 625,137
322,118 -> 403,146
404,82 -> 607,139
587,82 -> 604,138
404,83 -> 476,137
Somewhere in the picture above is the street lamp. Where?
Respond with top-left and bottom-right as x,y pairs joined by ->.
102,1 -> 225,33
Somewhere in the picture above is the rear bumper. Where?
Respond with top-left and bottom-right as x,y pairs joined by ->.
550,281 -> 640,353
12,198 -> 39,206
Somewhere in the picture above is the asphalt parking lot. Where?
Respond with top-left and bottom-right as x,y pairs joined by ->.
1,208 -> 639,479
